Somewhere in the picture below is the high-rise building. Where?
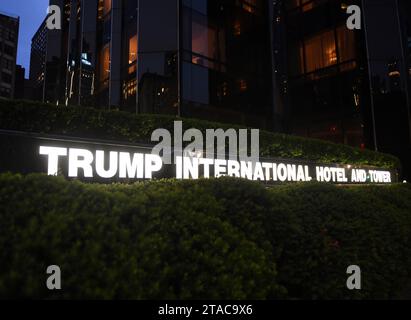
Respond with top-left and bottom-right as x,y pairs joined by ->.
34,0 -> 411,175
37,0 -> 276,129
29,18 -> 48,101
274,0 -> 411,176
0,11 -> 19,99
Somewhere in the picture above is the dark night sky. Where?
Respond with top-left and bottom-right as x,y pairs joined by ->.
0,0 -> 49,78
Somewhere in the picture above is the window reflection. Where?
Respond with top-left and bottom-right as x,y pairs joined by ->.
191,11 -> 226,70
304,30 -> 336,72
104,0 -> 112,16
99,44 -> 110,87
242,0 -> 257,14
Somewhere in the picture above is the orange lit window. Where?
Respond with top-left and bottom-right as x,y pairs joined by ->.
303,30 -> 337,73
287,0 -> 321,12
239,79 -> 248,92
123,78 -> 137,99
129,35 -> 138,64
100,44 -> 110,83
301,0 -> 314,12
104,0 -> 112,16
242,0 -> 257,14
234,21 -> 241,36
128,34 -> 138,74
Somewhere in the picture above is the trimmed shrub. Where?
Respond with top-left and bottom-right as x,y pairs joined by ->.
0,173 -> 283,299
0,99 -> 400,169
1,173 -> 411,299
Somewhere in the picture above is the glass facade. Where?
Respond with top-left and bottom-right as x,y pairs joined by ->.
0,12 -> 19,99
362,0 -> 411,176
35,0 -> 411,176
39,0 -> 274,128
44,0 -> 71,105
136,0 -> 178,115
181,0 -> 274,128
280,0 -> 364,146
275,0 -> 411,177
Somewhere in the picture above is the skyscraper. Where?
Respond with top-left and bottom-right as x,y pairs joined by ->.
0,11 -> 19,99
36,0 -> 276,129
32,0 -> 411,176
274,0 -> 411,176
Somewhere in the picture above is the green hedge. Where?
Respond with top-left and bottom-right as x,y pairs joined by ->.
1,173 -> 410,299
0,99 -> 400,169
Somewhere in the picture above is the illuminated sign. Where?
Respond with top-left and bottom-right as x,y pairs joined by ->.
0,130 -> 398,185
39,147 -> 162,179
38,146 -> 393,184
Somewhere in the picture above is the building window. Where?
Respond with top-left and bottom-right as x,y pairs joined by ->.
303,30 -> 336,73
2,72 -> 12,84
298,26 -> 356,75
128,34 -> 138,75
286,0 -> 325,12
337,25 -> 356,63
99,44 -> 110,87
104,0 -> 112,16
241,0 -> 259,14
0,87 -> 11,98
238,79 -> 248,92
190,11 -> 226,71
3,59 -> 13,71
233,20 -> 241,36
4,44 -> 14,57
123,78 -> 137,100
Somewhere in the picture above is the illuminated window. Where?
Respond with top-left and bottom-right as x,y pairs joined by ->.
129,35 -> 138,64
286,0 -> 324,12
192,20 -> 217,60
242,0 -> 258,14
301,0 -> 314,12
297,26 -> 357,76
99,44 -> 110,84
128,34 -> 138,74
123,78 -> 137,99
238,79 -> 248,92
104,0 -> 112,16
234,21 -> 241,36
303,30 -> 336,73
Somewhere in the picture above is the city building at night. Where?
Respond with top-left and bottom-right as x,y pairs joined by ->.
38,0 -> 275,129
29,17 -> 48,102
273,0 -> 411,176
0,11 -> 19,99
32,0 -> 411,175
